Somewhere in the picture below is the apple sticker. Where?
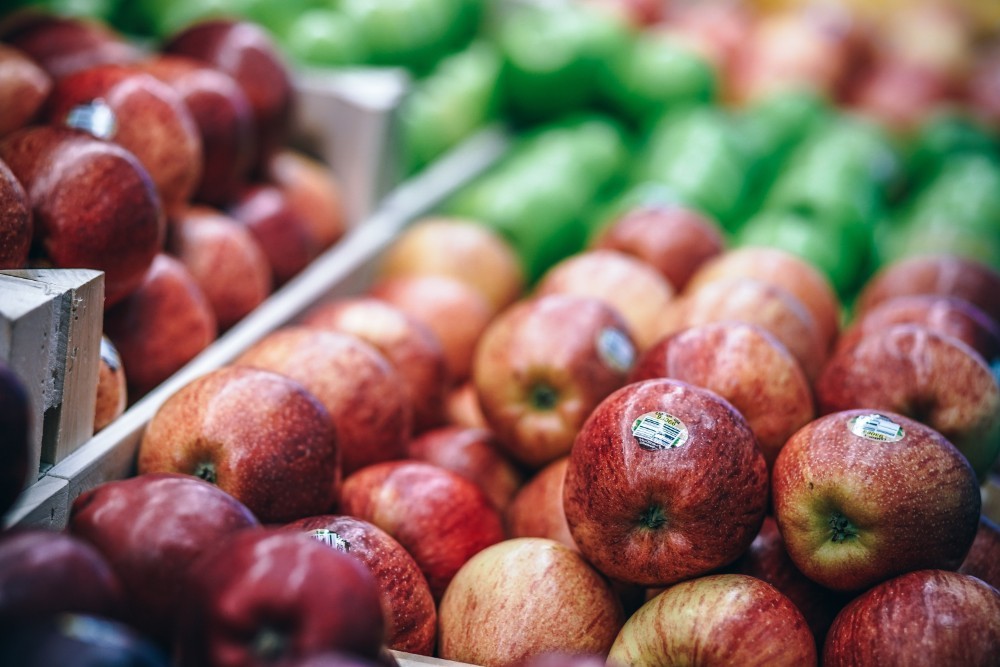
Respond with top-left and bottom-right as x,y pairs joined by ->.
309,529 -> 350,553
597,327 -> 636,373
632,411 -> 689,451
849,413 -> 905,442
65,98 -> 117,140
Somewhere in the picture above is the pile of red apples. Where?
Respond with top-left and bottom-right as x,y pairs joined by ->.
3,200 -> 1000,665
0,11 -> 347,425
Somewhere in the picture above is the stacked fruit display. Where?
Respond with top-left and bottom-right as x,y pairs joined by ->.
3,1 -> 1000,666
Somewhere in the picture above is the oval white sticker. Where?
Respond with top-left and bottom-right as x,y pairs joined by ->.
849,414 -> 905,442
309,528 -> 350,552
632,411 -> 689,450
597,327 -> 635,373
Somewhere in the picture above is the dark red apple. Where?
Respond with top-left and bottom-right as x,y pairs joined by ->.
67,473 -> 259,642
822,570 -> 1000,666
849,57 -> 955,136
0,361 -> 31,517
267,149 -> 347,252
137,366 -> 340,523
0,125 -> 164,306
141,54 -> 256,207
340,460 -> 506,600
175,529 -> 386,667
164,19 -> 294,174
0,156 -> 31,270
958,516 -> 1000,590
300,298 -> 449,434
234,327 -> 411,477
563,378 -> 769,586
103,253 -> 217,399
0,528 -> 125,621
283,515 -> 436,656
0,44 -> 51,138
93,335 -> 126,433
406,425 -> 524,513
167,205 -> 272,331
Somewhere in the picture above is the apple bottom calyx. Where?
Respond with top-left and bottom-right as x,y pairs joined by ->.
529,382 -> 559,411
193,461 -> 217,485
638,505 -> 668,531
828,512 -> 859,543
252,626 -> 290,661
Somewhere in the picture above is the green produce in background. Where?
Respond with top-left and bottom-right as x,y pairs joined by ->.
113,0 -> 253,38
901,111 -> 1000,196
398,40 -> 502,175
270,6 -> 368,68
495,1 -> 630,126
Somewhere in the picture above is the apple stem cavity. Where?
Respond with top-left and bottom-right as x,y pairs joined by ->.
638,505 -> 668,530
252,626 -> 289,661
529,383 -> 559,411
828,511 -> 859,543
193,461 -> 217,485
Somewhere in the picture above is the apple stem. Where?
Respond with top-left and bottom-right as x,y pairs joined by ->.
638,505 -> 668,530
829,512 -> 858,543
529,383 -> 559,411
193,461 -> 217,485
252,626 -> 288,660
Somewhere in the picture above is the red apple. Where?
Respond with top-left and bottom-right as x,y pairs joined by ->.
848,57 -> 955,136
445,381 -> 489,430
835,294 -> 1000,362
283,515 -> 436,656
0,361 -> 31,517
0,125 -> 164,306
958,516 -> 1000,591
407,425 -> 524,513
822,569 -> 1000,666
167,205 -> 272,331
662,277 -> 827,381
227,182 -> 325,286
855,253 -> 1000,327
685,246 -> 842,354
0,44 -> 50,138
630,321 -> 815,469
137,366 -> 340,523
438,538 -> 625,666
0,528 -> 125,621
607,574 -> 818,667
103,253 -> 217,399
369,274 -> 494,384
967,44 -> 1000,127
46,63 -> 203,216
534,250 -> 676,351
339,460 -> 505,600
727,516 -> 852,648
816,324 -> 1000,480
564,378 -> 769,586
475,294 -> 638,469
234,326 -> 411,477
0,156 -> 31,269
164,19 -> 294,174
300,297 -> 449,434
141,54 -> 256,208
772,410 -> 981,592
267,149 -> 348,252
504,457 -> 576,550
67,473 -> 259,642
175,529 -> 386,667
93,335 -> 126,433
376,217 -> 525,314
1,13 -> 141,80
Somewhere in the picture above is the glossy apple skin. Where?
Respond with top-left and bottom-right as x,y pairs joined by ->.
176,529 -> 386,667
591,203 -> 724,293
167,205 -> 272,331
855,253 -> 1000,326
141,54 -> 256,208
0,529 -> 125,621
727,516 -> 852,648
822,570 -> 1000,667
407,425 -> 524,513
609,574 -> 818,667
0,125 -> 164,306
0,614 -> 168,667
67,473 -> 259,642
630,321 -> 815,469
46,64 -> 203,216
0,361 -> 30,516
340,460 -> 505,601
0,44 -> 50,138
505,457 -> 575,550
534,250 -> 677,351
958,516 -> 1000,590
164,19 -> 293,174
473,294 -> 637,469
137,367 -> 340,524
283,515 -> 436,656
93,336 -> 126,432
772,410 -> 981,592
564,378 -> 769,586
103,253 -> 217,398
301,297 -> 449,434
815,324 -> 1000,479
438,538 -> 625,667
234,327 -> 411,477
